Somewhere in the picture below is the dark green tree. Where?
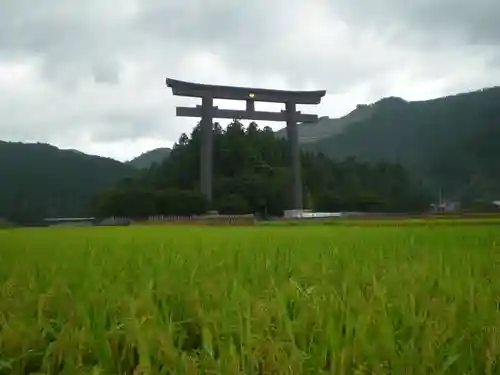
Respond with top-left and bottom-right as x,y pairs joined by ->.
93,120 -> 431,218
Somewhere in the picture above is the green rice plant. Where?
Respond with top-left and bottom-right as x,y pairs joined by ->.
0,225 -> 500,374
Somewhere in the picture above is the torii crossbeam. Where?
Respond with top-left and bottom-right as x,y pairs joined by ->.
166,78 -> 326,211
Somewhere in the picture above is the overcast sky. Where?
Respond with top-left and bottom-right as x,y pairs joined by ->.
1,0 -> 500,161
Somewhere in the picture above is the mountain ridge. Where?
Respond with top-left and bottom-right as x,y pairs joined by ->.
302,86 -> 500,202
274,96 -> 409,143
127,147 -> 171,169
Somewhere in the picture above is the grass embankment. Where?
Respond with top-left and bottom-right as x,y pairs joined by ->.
1,225 -> 500,374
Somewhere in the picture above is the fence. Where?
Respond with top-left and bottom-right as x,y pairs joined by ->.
144,214 -> 256,226
96,217 -> 131,226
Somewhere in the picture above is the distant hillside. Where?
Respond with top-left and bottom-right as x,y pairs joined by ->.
0,141 -> 136,223
275,102 -> 378,143
302,87 -> 500,202
128,147 -> 171,169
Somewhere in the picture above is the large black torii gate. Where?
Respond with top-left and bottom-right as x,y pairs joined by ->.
166,78 -> 326,211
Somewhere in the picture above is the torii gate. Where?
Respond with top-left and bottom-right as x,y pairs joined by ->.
166,78 -> 326,211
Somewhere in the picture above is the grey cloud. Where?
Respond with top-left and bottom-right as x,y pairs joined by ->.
92,112 -> 167,142
327,0 -> 500,46
0,0 -> 142,88
134,0 -> 500,95
92,60 -> 121,85
134,1 -> 377,90
136,0 -> 286,48
134,0 -> 298,83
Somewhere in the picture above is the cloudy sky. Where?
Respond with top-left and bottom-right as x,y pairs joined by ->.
2,0 -> 500,161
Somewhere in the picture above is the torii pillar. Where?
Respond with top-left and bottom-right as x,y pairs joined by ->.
199,96 -> 214,202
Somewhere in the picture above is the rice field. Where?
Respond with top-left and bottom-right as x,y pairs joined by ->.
1,223 -> 500,374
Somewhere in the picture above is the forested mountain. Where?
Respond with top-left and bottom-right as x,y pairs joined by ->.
93,121 -> 431,218
3,86 -> 498,223
0,141 -> 136,223
299,87 -> 500,203
128,147 -> 171,169
275,103 -> 376,143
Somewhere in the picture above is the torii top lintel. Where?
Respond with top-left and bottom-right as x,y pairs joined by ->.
166,78 -> 326,105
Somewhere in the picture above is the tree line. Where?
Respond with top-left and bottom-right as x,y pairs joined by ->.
92,121 -> 432,218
